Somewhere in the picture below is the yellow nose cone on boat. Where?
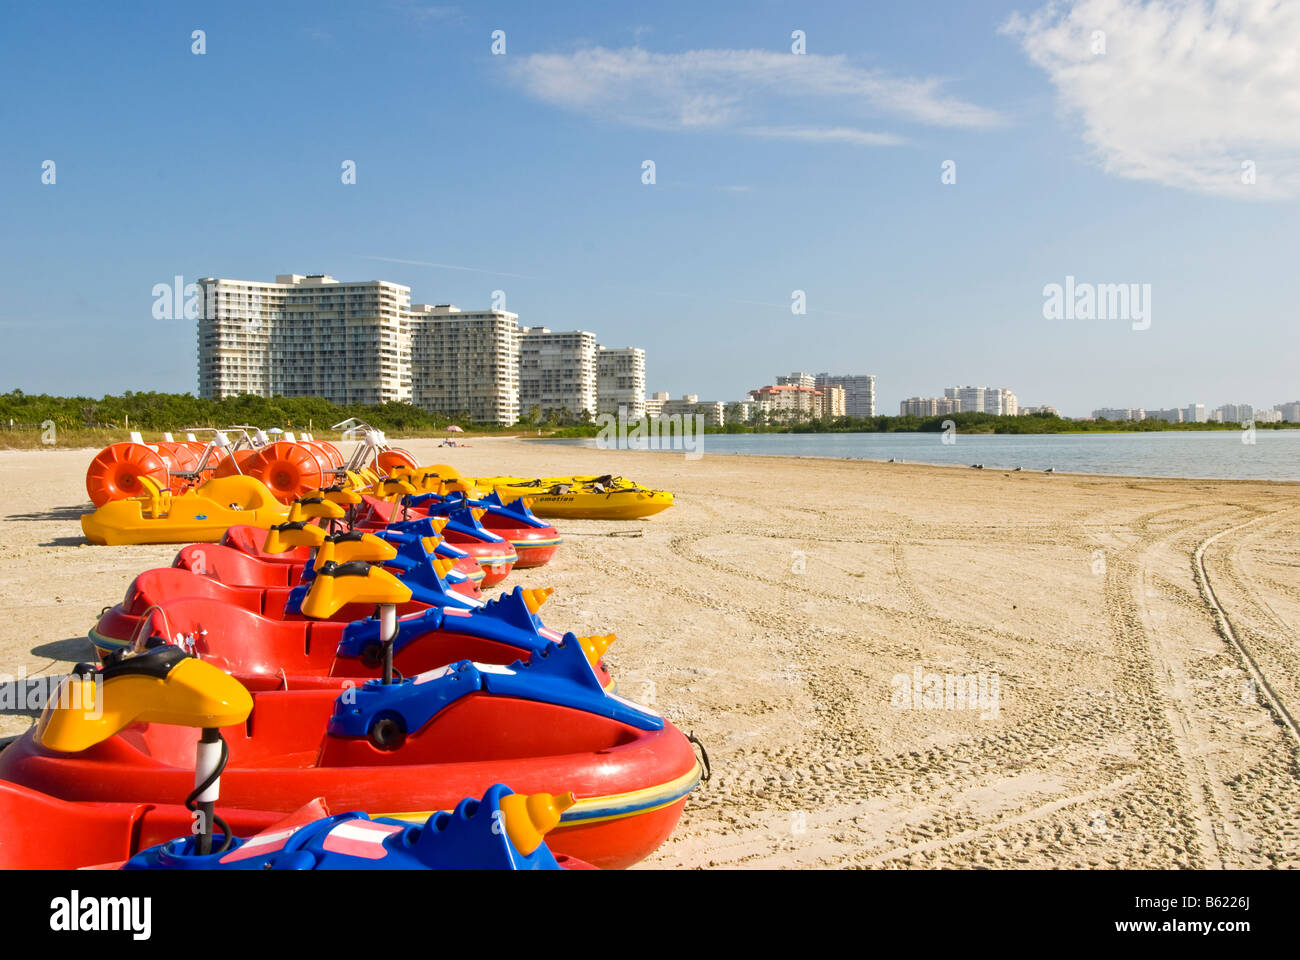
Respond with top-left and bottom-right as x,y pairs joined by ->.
521,587 -> 553,613
577,633 -> 616,666
36,656 -> 252,753
499,791 -> 576,856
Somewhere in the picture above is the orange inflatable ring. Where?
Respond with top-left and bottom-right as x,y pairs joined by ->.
155,441 -> 204,493
298,439 -> 341,479
375,447 -> 418,475
214,448 -> 258,479
245,441 -> 327,503
85,443 -> 169,507
315,440 -> 345,468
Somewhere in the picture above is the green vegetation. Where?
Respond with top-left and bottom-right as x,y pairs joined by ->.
550,409 -> 1297,437
0,389 -> 520,447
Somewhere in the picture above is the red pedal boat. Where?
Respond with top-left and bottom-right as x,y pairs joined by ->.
0,637 -> 703,869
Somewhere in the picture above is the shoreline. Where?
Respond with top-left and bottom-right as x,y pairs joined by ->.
539,437 -> 1300,486
11,435 -> 1300,486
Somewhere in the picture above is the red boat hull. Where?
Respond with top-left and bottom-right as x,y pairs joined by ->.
0,691 -> 700,869
0,780 -> 595,870
173,542 -> 484,595
475,516 -> 561,569
0,779 -> 285,869
89,596 -> 613,689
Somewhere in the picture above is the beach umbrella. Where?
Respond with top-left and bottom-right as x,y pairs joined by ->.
445,425 -> 464,432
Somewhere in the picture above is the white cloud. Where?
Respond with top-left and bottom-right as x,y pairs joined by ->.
1002,0 -> 1300,198
506,47 -> 1001,147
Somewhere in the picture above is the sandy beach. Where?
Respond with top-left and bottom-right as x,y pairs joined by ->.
2,437 -> 1298,869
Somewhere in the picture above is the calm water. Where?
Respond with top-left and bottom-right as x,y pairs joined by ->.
560,430 -> 1300,481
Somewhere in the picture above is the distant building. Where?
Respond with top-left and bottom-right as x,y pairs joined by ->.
696,401 -> 726,426
1184,403 -> 1207,424
816,373 -> 876,417
1092,407 -> 1144,421
195,270 -> 647,425
197,273 -> 412,404
776,372 -> 817,389
944,386 -> 981,413
821,384 -> 846,418
644,391 -> 670,419
900,396 -> 960,417
1213,403 -> 1253,424
1149,408 -> 1184,423
1257,407 -> 1284,423
750,384 -> 824,418
660,394 -> 724,426
596,346 -> 646,419
938,385 -> 1018,415
1275,401 -> 1300,422
409,304 -> 520,425
519,327 -> 598,418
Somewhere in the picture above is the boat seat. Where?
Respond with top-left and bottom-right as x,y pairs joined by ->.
315,533 -> 398,568
264,520 -> 326,554
36,646 -> 252,753
300,562 -> 412,619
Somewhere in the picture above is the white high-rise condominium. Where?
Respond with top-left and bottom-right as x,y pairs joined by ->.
519,327 -> 599,417
948,386 -> 986,413
1214,403 -> 1253,423
1093,408 -> 1144,421
408,304 -> 521,425
596,346 -> 646,418
1184,403 -> 1208,423
197,274 -> 411,404
900,396 -> 960,417
197,272 -> 643,425
776,372 -> 817,388
815,373 -> 876,417
942,385 -> 1016,415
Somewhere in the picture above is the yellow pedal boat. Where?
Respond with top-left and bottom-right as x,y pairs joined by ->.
81,475 -> 291,546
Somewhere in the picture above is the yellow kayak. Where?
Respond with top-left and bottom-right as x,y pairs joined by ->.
81,475 -> 291,545
452,472 -> 674,520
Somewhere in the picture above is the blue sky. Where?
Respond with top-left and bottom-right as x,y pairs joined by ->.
1,0 -> 1296,416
